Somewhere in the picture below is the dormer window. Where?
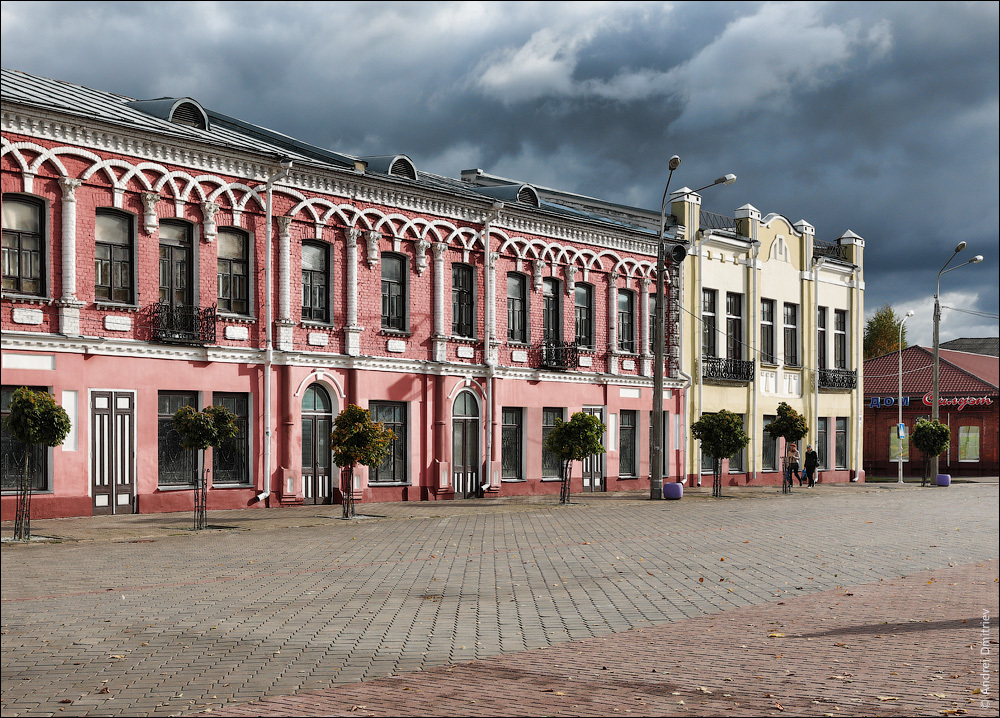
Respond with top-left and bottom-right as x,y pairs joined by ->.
171,101 -> 208,129
517,186 -> 540,207
389,157 -> 417,180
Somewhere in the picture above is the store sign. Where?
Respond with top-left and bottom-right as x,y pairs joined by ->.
869,396 -> 912,408
921,393 -> 994,411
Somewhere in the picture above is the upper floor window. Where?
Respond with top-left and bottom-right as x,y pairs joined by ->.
817,306 -> 828,370
507,273 -> 527,343
702,289 -> 717,357
542,278 -> 561,343
575,283 -> 593,347
95,209 -> 135,304
618,289 -> 636,353
834,309 -> 848,369
452,263 -> 475,338
783,302 -> 799,366
217,229 -> 250,315
726,292 -> 743,360
760,299 -> 775,364
381,253 -> 406,331
2,197 -> 45,297
301,241 -> 330,322
159,220 -> 193,308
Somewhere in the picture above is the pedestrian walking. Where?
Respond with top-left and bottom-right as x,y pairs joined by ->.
785,443 -> 800,489
803,444 -> 819,487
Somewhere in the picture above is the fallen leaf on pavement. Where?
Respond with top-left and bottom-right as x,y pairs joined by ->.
768,632 -> 785,638
877,696 -> 900,701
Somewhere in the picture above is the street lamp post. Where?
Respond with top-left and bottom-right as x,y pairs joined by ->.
650,159 -> 736,499
897,310 -> 914,484
931,243 -> 984,481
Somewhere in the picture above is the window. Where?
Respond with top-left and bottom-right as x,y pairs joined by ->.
158,392 -> 198,486
702,289 -> 717,357
452,263 -> 475,337
726,292 -> 743,360
835,417 -> 848,468
619,410 -> 637,476
760,299 -> 775,363
889,424 -> 909,463
94,209 -> 135,304
729,414 -> 746,473
542,278 -> 561,343
301,241 -> 330,322
217,229 -> 250,315
501,408 -> 523,480
762,414 -> 777,471
817,306 -> 828,370
159,220 -> 193,307
507,273 -> 527,343
381,254 -> 406,330
575,284 -> 593,347
783,303 -> 799,366
648,293 -> 658,350
1,386 -> 47,491
959,426 -> 980,462
834,309 -> 848,370
213,393 -> 250,484
618,290 -> 636,353
371,401 -> 407,482
816,417 -> 829,469
542,407 -> 563,478
2,197 -> 45,296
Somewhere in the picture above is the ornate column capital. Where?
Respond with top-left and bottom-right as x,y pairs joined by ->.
415,239 -> 431,275
276,215 -> 293,237
364,231 -> 380,267
201,201 -> 221,242
141,192 -> 161,234
58,177 -> 83,199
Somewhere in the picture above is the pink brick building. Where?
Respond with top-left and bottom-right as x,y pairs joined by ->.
2,70 -> 688,518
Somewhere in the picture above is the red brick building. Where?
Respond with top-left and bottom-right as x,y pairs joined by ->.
2,69 -> 691,518
863,345 -> 999,477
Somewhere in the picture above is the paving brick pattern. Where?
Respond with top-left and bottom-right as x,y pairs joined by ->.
2,483 -> 998,717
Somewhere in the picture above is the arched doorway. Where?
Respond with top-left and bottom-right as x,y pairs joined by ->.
452,391 -> 480,498
302,384 -> 334,504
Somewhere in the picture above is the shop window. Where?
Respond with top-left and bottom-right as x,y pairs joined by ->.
959,426 -> 980,462
157,392 -> 198,486
1,386 -> 48,491
213,393 -> 250,484
542,407 -> 563,478
619,410 -> 637,476
371,401 -> 407,483
835,417 -> 848,468
501,408 -> 523,481
762,414 -> 777,471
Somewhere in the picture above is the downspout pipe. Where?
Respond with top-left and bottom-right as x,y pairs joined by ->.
813,256 -> 828,475
482,201 -> 503,494
254,159 -> 293,505
749,238 -> 760,483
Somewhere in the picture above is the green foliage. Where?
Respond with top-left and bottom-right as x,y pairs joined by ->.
911,418 -> 950,459
690,410 -> 749,460
765,402 -> 809,443
544,412 -> 606,463
864,304 -> 908,359
331,404 -> 395,469
3,387 -> 71,447
173,404 -> 239,451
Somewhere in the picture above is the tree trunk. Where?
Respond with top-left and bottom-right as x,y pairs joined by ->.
342,464 -> 355,519
712,457 -> 722,498
559,459 -> 572,504
14,449 -> 32,541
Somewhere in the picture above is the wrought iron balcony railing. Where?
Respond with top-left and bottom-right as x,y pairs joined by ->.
813,239 -> 849,261
539,341 -> 579,370
818,368 -> 857,390
702,356 -> 754,383
151,302 -> 217,344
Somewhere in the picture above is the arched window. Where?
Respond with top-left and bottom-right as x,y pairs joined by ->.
381,253 -> 407,330
96,209 -> 136,304
217,228 -> 250,315
2,196 -> 45,297
301,241 -> 330,322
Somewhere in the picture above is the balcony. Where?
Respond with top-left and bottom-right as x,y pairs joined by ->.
818,368 -> 857,390
539,341 -> 579,370
702,356 -> 754,383
150,302 -> 217,344
813,239 -> 849,261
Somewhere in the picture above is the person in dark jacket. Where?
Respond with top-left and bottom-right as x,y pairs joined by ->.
803,444 -> 819,487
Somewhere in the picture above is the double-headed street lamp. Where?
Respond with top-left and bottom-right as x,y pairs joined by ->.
897,309 -> 914,484
930,242 -> 984,480
650,158 -> 736,499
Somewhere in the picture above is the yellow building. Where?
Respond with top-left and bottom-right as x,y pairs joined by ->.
672,190 -> 865,485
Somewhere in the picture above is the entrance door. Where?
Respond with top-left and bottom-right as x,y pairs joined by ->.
581,407 -> 605,492
91,391 -> 135,515
301,384 -> 333,504
452,391 -> 480,498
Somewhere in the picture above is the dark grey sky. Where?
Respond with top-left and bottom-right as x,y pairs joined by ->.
2,1 -> 997,346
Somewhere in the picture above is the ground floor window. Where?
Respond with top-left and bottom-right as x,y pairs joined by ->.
728,414 -> 746,473
1,385 -> 47,491
835,417 -> 848,468
619,410 -> 637,476
213,393 -> 250,484
542,407 -> 563,478
816,417 -> 829,468
158,391 -> 198,486
762,414 -> 777,471
371,401 -> 407,483
501,407 -> 523,481
959,426 -> 980,462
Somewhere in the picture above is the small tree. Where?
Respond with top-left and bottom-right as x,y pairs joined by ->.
911,418 -> 950,486
330,404 -> 395,518
173,404 -> 239,530
3,387 -> 71,541
690,410 -> 749,497
765,402 -> 809,493
544,411 -> 606,504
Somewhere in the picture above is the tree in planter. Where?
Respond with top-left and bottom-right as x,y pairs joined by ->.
330,404 -> 395,519
765,402 -> 809,493
173,404 -> 239,530
910,418 -> 950,486
690,410 -> 750,498
544,411 -> 606,504
3,387 -> 72,541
